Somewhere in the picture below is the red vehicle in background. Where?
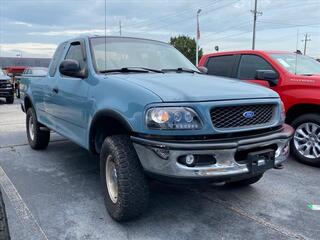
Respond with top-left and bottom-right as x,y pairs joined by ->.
3,66 -> 27,98
200,50 -> 320,166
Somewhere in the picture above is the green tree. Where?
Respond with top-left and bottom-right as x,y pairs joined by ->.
169,35 -> 203,65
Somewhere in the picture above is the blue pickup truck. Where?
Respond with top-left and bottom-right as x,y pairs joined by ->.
20,36 -> 293,221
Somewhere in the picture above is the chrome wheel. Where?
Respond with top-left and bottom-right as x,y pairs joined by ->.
106,155 -> 118,203
294,122 -> 320,159
28,115 -> 35,141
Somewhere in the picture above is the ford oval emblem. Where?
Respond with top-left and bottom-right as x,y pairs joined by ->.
243,111 -> 255,118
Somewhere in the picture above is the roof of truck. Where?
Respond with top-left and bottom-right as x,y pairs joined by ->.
70,35 -> 169,45
202,50 -> 293,58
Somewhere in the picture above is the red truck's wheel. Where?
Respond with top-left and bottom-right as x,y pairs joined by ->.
26,108 -> 50,150
291,114 -> 320,167
100,135 -> 149,221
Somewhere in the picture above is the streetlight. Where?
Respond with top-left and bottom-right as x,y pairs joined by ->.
196,9 -> 201,66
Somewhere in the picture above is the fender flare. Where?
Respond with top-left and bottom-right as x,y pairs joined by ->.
88,109 -> 134,152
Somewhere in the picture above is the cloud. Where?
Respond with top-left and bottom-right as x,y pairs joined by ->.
28,29 -> 111,37
12,21 -> 33,27
0,43 -> 56,57
0,0 -> 319,57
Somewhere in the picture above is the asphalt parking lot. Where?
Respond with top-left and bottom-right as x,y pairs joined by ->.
0,100 -> 319,240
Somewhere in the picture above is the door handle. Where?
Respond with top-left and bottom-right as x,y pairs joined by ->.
52,87 -> 59,94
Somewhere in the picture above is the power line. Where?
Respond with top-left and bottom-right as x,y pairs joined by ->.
125,0 -> 221,29
257,20 -> 320,28
125,0 -> 239,32
149,0 -> 240,33
202,20 -> 251,39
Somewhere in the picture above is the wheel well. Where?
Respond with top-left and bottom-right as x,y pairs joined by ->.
89,114 -> 132,154
286,104 -> 320,124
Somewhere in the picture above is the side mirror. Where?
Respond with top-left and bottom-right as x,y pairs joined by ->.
255,70 -> 279,86
197,66 -> 208,74
59,59 -> 87,78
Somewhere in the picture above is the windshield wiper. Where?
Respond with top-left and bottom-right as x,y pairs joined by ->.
100,67 -> 164,74
161,67 -> 200,74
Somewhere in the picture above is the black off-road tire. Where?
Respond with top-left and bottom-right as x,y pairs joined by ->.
5,97 -> 13,104
0,189 -> 10,240
290,114 -> 320,167
26,108 -> 50,150
100,135 -> 149,221
225,174 -> 263,187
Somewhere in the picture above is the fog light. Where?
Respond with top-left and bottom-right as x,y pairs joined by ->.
185,154 -> 195,166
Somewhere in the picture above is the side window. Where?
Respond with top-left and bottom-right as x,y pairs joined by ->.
49,42 -> 67,77
238,55 -> 274,79
205,55 -> 236,78
64,42 -> 85,69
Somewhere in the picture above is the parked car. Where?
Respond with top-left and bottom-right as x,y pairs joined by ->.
4,66 -> 26,99
20,36 -> 293,221
21,67 -> 48,77
200,50 -> 320,166
0,68 -> 14,104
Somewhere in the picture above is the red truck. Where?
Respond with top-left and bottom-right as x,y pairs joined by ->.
199,50 -> 320,166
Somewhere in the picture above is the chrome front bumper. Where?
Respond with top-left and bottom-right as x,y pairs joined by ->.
132,124 -> 294,180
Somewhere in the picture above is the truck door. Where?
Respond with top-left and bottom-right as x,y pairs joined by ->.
50,40 -> 90,146
237,54 -> 276,88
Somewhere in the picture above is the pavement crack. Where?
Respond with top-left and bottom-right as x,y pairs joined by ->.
0,139 -> 68,149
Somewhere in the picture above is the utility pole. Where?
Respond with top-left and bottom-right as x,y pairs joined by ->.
196,9 -> 201,66
302,33 -> 311,55
251,0 -> 262,50
119,20 -> 122,36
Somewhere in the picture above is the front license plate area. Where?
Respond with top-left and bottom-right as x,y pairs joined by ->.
247,149 -> 275,174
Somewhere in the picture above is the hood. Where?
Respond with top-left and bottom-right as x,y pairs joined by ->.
113,73 -> 279,102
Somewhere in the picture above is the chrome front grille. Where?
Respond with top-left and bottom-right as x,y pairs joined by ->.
210,104 -> 275,129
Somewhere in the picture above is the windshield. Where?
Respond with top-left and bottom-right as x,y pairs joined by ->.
270,53 -> 320,75
90,37 -> 198,73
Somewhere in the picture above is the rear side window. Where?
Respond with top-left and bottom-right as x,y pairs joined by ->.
205,55 -> 236,78
49,42 -> 67,77
238,55 -> 274,79
65,42 -> 85,69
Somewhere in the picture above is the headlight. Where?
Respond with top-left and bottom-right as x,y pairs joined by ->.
146,107 -> 202,130
6,83 -> 12,88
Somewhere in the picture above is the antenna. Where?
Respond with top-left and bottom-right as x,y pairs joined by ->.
294,28 -> 299,75
104,0 -> 107,74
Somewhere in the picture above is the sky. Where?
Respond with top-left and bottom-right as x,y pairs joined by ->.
0,0 -> 319,58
